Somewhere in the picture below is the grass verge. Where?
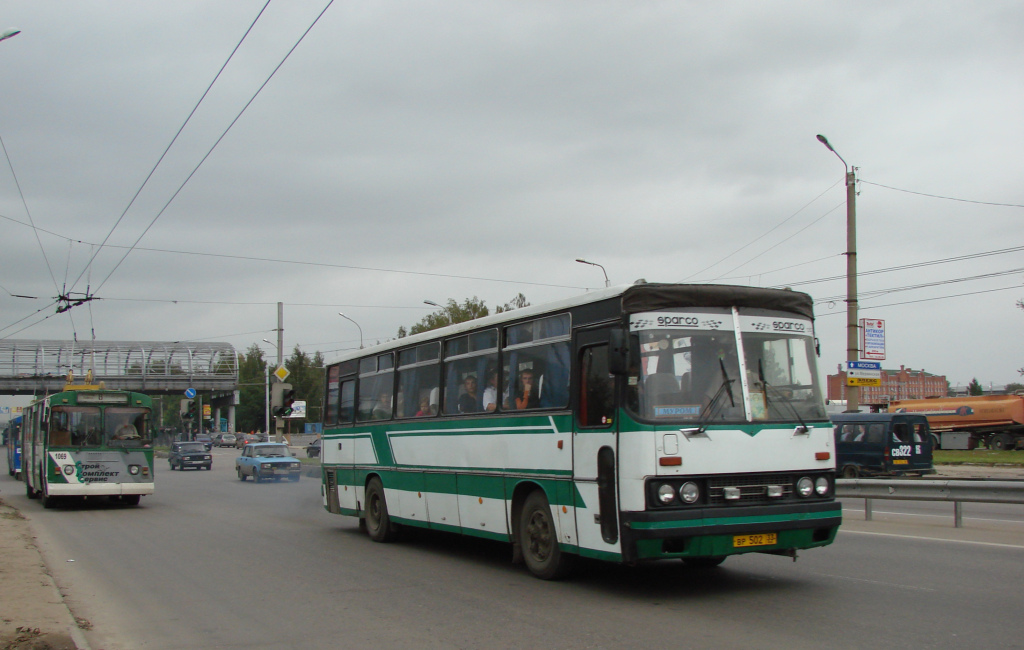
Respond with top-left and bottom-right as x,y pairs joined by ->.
934,449 -> 1024,465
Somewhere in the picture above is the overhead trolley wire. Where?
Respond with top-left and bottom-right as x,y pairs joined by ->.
70,0 -> 276,296
91,0 -> 337,297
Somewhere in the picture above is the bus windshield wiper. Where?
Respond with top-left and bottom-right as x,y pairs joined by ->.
682,359 -> 735,438
759,359 -> 809,434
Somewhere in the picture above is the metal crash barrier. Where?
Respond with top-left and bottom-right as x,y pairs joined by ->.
836,478 -> 1024,528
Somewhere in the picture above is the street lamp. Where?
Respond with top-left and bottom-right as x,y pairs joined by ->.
338,312 -> 363,349
817,134 -> 859,413
576,258 -> 610,287
424,300 -> 441,308
0,29 -> 20,43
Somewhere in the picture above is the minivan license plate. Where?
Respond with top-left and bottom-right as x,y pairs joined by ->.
733,532 -> 777,548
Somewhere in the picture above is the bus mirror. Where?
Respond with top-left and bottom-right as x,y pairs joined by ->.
609,330 -> 629,375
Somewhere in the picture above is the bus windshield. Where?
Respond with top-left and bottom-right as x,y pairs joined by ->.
628,308 -> 826,423
105,407 -> 151,447
50,406 -> 103,447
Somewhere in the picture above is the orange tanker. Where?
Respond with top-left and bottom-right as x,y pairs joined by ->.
888,395 -> 1024,450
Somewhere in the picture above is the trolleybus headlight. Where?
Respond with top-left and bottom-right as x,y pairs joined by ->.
657,484 -> 676,505
815,476 -> 830,496
796,477 -> 814,498
63,465 -> 75,476
679,481 -> 700,504
128,465 -> 140,475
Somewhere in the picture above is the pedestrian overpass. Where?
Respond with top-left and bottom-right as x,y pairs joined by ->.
0,340 -> 238,395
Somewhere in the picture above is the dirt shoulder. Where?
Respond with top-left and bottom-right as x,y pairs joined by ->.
0,499 -> 80,650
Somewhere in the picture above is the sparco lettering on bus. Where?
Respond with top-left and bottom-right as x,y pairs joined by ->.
656,315 -> 699,327
772,321 -> 806,332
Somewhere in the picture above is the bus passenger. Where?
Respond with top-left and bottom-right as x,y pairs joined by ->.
482,369 -> 498,412
458,375 -> 480,413
514,370 -> 540,410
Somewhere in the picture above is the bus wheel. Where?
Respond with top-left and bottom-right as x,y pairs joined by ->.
683,556 -> 726,568
519,490 -> 574,580
842,465 -> 859,479
364,477 -> 396,542
122,495 -> 140,506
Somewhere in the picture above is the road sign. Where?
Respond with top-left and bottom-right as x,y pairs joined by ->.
273,366 -> 290,382
184,388 -> 196,399
846,360 -> 881,386
860,318 -> 886,360
286,401 -> 307,419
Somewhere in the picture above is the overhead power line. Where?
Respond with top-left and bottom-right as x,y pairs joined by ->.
861,180 -> 1024,209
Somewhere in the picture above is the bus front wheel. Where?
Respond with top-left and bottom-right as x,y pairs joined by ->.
519,490 -> 574,580
364,477 -> 396,543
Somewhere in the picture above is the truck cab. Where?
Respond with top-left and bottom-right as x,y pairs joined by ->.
831,413 -> 935,478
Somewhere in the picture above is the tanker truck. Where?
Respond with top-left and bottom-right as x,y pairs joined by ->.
888,395 -> 1024,450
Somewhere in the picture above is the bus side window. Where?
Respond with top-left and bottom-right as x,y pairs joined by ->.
579,345 -> 614,428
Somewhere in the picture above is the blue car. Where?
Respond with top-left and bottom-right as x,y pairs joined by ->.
235,442 -> 302,482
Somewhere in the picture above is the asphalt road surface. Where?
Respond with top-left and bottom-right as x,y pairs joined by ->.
3,450 -> 1024,649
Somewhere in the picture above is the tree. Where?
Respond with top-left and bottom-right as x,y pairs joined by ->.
967,377 -> 984,396
397,294 -> 530,338
236,344 -> 269,433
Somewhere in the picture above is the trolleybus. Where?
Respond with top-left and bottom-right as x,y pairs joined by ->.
22,381 -> 155,507
4,415 -> 22,479
319,283 -> 840,578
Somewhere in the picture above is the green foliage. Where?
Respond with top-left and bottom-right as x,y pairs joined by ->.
967,377 -> 984,396
398,294 -> 529,338
1005,382 -> 1024,393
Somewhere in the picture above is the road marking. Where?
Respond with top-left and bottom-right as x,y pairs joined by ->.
840,529 -> 1024,550
812,572 -> 934,592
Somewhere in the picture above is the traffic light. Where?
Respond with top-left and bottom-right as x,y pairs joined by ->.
181,400 -> 196,420
271,383 -> 295,417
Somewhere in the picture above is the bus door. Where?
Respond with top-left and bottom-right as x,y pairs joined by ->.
573,329 -> 621,552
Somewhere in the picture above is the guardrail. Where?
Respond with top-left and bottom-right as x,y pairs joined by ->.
836,478 -> 1024,528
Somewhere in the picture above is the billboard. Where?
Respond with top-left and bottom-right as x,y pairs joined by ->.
860,318 -> 885,360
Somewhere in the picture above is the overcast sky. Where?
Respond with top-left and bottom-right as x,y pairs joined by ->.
1,1 -> 1022,394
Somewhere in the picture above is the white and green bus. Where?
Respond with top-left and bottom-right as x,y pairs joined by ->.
319,283 -> 840,579
22,383 -> 155,508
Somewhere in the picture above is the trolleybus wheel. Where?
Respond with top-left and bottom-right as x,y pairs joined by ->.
364,477 -> 396,542
40,490 -> 57,509
122,495 -> 140,506
519,490 -> 574,580
26,482 -> 38,499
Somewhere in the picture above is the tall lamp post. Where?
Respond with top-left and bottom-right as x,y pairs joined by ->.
817,134 -> 859,413
0,29 -> 21,43
576,258 -> 610,287
262,338 -> 279,436
338,312 -> 363,349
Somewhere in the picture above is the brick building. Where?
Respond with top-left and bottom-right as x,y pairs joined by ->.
826,364 -> 947,409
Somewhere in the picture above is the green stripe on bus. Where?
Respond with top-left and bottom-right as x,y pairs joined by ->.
628,509 -> 839,531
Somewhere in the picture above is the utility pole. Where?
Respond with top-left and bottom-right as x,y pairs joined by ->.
817,135 -> 860,413
275,302 -> 284,442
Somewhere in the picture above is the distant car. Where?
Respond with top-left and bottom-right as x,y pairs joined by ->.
235,434 -> 259,449
195,434 -> 213,451
168,441 -> 212,471
306,438 -> 321,458
215,433 -> 237,448
235,443 -> 302,483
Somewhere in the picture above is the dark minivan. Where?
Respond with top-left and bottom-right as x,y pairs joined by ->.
831,413 -> 935,479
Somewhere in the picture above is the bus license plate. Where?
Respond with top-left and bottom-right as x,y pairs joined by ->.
733,532 -> 777,548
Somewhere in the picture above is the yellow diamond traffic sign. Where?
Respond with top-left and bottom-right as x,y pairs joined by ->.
273,366 -> 290,382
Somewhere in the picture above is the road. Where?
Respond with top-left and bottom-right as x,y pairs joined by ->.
3,449 -> 1024,649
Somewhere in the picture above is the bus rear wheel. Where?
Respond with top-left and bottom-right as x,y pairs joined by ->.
364,477 -> 396,542
122,495 -> 140,506
519,490 -> 574,580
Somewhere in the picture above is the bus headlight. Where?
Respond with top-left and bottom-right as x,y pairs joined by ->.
815,476 -> 830,496
796,477 -> 814,497
128,465 -> 140,475
657,484 -> 676,505
679,481 -> 700,504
